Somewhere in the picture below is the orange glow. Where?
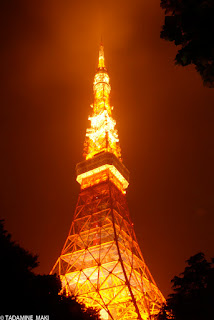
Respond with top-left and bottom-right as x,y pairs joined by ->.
98,44 -> 105,69
51,45 -> 165,320
84,44 -> 121,161
51,182 -> 165,320
77,165 -> 128,193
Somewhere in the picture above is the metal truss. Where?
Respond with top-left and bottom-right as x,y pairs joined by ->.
51,179 -> 165,320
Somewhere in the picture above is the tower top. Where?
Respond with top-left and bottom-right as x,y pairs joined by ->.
98,43 -> 105,69
78,44 -> 127,192
84,44 -> 122,162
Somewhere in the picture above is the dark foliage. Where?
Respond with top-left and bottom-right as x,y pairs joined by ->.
0,220 -> 100,319
156,252 -> 214,320
160,0 -> 214,87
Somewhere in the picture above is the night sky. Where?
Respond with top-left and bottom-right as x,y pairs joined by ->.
1,0 -> 214,298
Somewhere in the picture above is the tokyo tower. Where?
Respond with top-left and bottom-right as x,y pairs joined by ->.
51,44 -> 165,320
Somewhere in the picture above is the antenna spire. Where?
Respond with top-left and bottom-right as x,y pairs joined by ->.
98,42 -> 105,69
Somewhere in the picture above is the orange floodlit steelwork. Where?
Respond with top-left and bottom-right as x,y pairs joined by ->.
84,44 -> 121,161
51,44 -> 165,320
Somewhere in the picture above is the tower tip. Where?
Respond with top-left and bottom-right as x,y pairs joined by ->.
98,42 -> 105,69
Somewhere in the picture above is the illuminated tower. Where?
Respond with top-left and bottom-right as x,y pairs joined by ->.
51,44 -> 164,320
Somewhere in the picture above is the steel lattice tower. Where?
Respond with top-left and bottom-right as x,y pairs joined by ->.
51,44 -> 165,320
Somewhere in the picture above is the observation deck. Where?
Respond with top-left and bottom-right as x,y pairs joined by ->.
76,152 -> 129,192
